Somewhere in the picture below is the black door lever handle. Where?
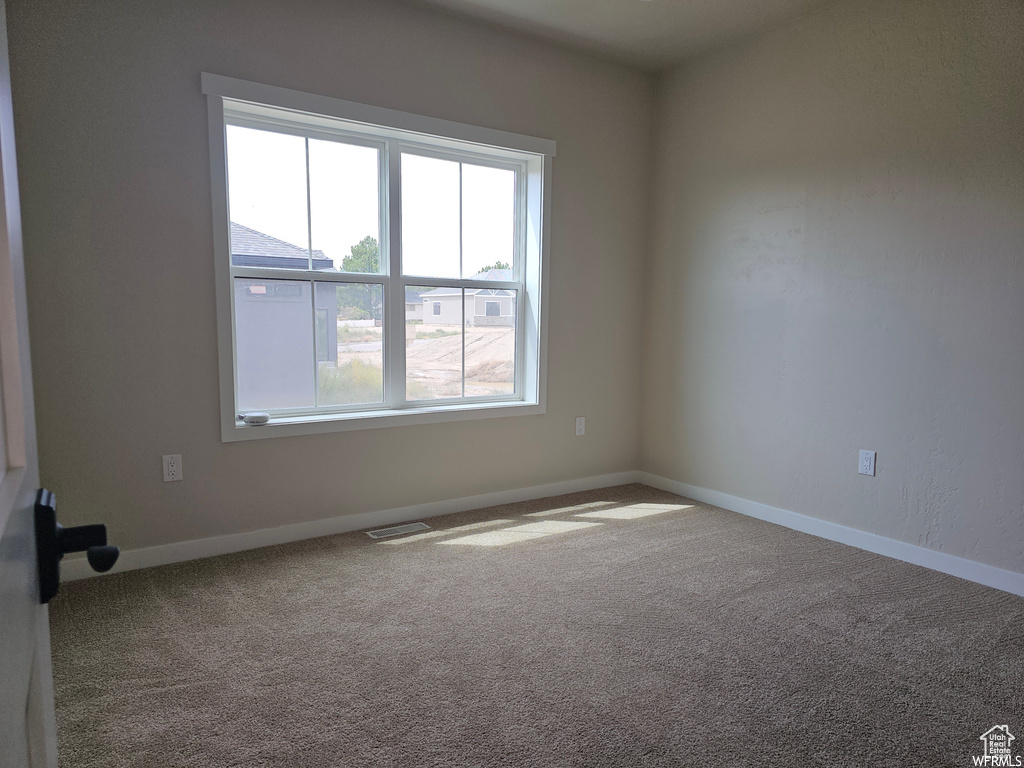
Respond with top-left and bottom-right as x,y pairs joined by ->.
35,488 -> 120,603
58,522 -> 107,553
87,545 -> 119,573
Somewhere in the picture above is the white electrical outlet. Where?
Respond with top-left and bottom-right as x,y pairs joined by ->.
858,450 -> 876,477
575,417 -> 586,436
162,454 -> 183,482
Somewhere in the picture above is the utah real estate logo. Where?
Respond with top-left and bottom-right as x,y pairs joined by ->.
975,726 -> 1021,766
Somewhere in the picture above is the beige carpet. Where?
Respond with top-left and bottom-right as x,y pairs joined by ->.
50,484 -> 1024,767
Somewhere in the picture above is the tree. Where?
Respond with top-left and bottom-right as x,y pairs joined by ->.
338,236 -> 382,322
476,260 -> 510,273
341,235 -> 379,273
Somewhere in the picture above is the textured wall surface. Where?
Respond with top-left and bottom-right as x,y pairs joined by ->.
8,0 -> 1023,578
7,0 -> 653,549
643,0 -> 1024,572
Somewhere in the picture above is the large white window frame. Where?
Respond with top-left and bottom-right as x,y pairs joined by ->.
202,74 -> 554,442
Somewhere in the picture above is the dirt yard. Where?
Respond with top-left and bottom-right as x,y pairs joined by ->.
337,323 -> 515,399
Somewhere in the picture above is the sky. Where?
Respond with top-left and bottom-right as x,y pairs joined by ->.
226,125 -> 515,278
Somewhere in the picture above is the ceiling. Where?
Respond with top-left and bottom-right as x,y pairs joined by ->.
409,0 -> 835,70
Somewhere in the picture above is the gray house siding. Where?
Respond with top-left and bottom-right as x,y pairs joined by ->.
473,292 -> 515,326
422,286 -> 515,328
422,292 -> 469,326
231,223 -> 339,411
234,279 -> 315,411
405,288 -> 425,322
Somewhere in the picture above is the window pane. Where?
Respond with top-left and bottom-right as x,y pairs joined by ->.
465,289 -> 516,396
309,140 -> 380,273
462,164 -> 515,279
227,126 -> 309,269
234,279 -> 314,411
317,283 -> 384,406
401,154 -> 459,278
406,285 -> 463,400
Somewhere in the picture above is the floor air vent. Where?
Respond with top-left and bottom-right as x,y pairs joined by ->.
366,522 -> 431,539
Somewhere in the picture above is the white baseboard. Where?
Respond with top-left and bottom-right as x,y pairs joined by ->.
63,469 -> 1024,599
638,472 -> 1024,598
61,470 -> 643,581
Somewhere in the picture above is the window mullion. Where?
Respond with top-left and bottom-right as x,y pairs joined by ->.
458,287 -> 465,398
304,138 -> 319,407
515,166 -> 526,284
228,267 -> 385,284
514,166 -> 527,397
458,162 -> 463,280
459,164 -> 465,398
385,140 -> 405,408
304,138 -> 313,271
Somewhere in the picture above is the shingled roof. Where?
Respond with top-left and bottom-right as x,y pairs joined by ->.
421,269 -> 513,297
230,222 -> 334,270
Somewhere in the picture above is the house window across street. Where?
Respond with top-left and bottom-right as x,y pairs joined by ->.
203,74 -> 554,439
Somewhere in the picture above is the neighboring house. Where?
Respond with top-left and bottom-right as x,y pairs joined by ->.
421,269 -> 516,327
405,288 -> 425,322
230,222 -> 335,270
230,223 -> 339,410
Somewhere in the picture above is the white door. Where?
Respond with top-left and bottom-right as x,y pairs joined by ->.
0,0 -> 60,764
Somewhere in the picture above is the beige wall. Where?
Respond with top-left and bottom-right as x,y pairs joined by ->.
643,0 -> 1024,572
9,0 -> 1024,578
6,0 -> 653,549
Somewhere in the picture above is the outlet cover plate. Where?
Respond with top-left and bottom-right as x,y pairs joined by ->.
162,454 -> 183,482
858,450 -> 876,477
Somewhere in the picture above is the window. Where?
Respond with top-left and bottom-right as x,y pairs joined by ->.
202,74 -> 554,440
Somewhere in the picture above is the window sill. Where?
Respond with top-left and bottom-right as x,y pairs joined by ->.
222,399 -> 544,442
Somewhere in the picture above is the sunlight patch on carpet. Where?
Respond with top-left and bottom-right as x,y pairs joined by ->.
575,503 -> 694,520
524,501 -> 622,517
440,520 -> 602,546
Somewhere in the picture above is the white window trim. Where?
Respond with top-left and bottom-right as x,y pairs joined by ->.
202,73 -> 554,442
